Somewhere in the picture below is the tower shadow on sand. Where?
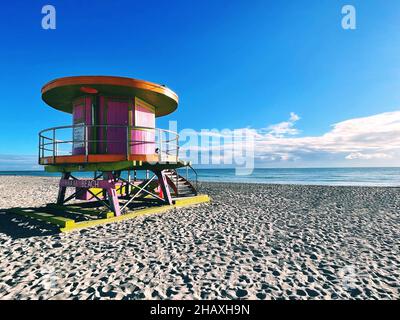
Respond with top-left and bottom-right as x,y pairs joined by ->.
0,210 -> 59,239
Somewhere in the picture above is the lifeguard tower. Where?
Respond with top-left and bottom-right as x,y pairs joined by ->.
10,76 -> 209,231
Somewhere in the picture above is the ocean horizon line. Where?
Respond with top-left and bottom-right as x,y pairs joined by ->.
0,166 -> 400,172
0,167 -> 399,187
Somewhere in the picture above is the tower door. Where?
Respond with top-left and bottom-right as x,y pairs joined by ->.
105,99 -> 129,155
72,96 -> 92,155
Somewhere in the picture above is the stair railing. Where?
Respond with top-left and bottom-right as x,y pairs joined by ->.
175,169 -> 179,196
187,164 -> 198,191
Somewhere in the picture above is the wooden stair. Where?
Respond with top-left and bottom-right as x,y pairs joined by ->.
164,169 -> 197,198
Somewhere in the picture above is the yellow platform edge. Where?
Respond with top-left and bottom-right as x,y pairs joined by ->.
9,195 -> 210,232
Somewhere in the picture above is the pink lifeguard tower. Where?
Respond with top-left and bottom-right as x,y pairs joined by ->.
35,76 -> 209,229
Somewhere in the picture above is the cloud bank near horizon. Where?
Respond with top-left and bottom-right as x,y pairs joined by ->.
180,110 -> 400,168
254,110 -> 400,166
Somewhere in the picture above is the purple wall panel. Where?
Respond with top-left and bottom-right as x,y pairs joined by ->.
97,96 -> 106,154
106,100 -> 128,154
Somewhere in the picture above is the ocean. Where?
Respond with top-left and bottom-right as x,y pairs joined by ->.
0,167 -> 399,187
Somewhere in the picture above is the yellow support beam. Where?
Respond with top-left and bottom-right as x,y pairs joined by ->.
60,205 -> 174,232
60,194 -> 210,232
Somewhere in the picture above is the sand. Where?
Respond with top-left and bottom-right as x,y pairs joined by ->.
0,176 -> 399,300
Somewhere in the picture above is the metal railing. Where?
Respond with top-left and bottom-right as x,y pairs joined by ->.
188,164 -> 198,190
38,124 -> 179,164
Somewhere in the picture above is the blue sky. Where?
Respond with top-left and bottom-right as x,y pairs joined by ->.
0,0 -> 399,169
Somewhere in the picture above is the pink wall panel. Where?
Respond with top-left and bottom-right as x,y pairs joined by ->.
135,104 -> 155,128
130,129 -> 156,154
132,100 -> 156,155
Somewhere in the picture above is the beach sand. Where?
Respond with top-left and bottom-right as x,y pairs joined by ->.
0,176 -> 399,300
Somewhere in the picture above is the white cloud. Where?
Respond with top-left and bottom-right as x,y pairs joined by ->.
289,112 -> 300,122
345,152 -> 393,160
267,112 -> 300,137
